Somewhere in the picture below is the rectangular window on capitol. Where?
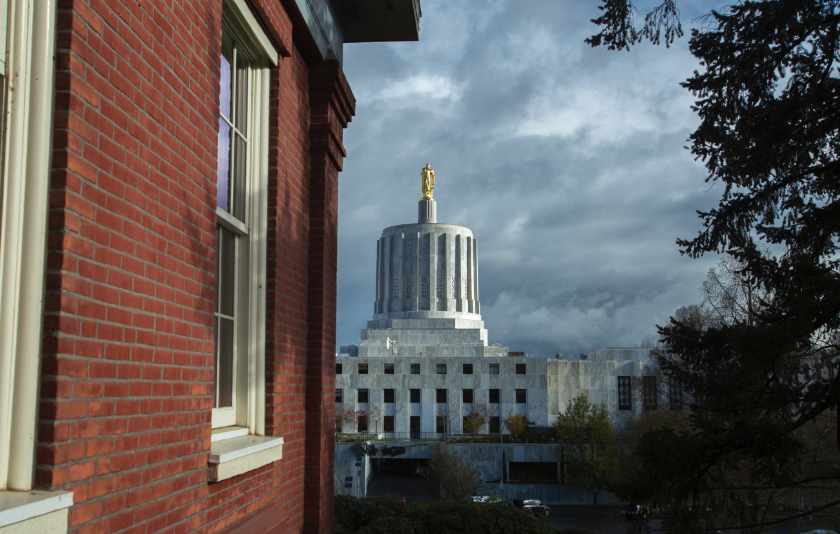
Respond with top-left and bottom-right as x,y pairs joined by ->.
618,377 -> 632,411
212,0 -> 276,434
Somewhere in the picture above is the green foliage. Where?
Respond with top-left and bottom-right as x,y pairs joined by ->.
503,411 -> 529,437
554,395 -> 619,505
333,495 -> 556,534
420,443 -> 480,500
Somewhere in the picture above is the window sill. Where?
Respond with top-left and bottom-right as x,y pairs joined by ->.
0,490 -> 73,533
208,434 -> 284,482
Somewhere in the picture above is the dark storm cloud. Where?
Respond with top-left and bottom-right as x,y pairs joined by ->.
336,0 -> 724,356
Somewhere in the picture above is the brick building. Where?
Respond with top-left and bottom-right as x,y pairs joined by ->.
0,0 -> 420,532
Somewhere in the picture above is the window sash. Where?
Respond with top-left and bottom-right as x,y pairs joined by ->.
463,363 -> 473,374
516,389 -> 526,404
618,376 -> 632,410
489,389 -> 500,404
643,376 -> 657,410
410,389 -> 420,403
515,364 -> 526,374
436,389 -> 447,403
489,417 -> 500,433
463,389 -> 474,403
490,364 -> 499,375
436,364 -> 446,374
211,1 -> 275,433
410,363 -> 420,374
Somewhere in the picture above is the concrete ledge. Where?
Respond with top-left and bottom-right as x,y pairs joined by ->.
208,435 -> 284,482
0,491 -> 73,533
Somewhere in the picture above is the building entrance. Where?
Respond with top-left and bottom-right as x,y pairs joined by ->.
371,458 -> 428,477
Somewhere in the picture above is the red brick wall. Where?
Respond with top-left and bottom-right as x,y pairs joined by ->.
40,0 -> 353,532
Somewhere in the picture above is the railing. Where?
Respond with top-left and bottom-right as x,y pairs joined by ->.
336,432 -> 452,442
335,432 -> 560,444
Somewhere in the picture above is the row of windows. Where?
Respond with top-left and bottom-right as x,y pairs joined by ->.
618,376 -> 684,411
353,415 -> 505,434
336,388 -> 527,404
337,362 -> 527,375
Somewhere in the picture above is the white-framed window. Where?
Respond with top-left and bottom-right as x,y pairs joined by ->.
0,0 -> 58,492
211,0 -> 277,433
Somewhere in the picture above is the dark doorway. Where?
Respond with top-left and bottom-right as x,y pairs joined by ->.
373,458 -> 428,477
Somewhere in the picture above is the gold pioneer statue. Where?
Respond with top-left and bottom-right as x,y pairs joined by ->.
421,164 -> 435,200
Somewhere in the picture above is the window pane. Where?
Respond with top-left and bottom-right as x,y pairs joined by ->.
436,364 -> 446,374
436,416 -> 446,434
489,389 -> 499,403
463,364 -> 473,374
384,363 -> 394,374
489,417 -> 500,433
232,130 -> 247,219
216,119 -> 231,212
463,389 -> 473,403
217,227 -> 235,316
384,389 -> 395,403
235,51 -> 249,132
516,364 -> 526,375
411,364 -> 420,374
220,34 -> 233,120
336,363 -> 342,374
359,363 -> 368,374
358,389 -> 368,403
410,389 -> 420,403
516,389 -> 526,404
490,364 -> 499,375
336,389 -> 342,403
436,389 -> 447,403
215,316 -> 234,408
384,416 -> 394,432
231,51 -> 249,220
618,376 -> 631,410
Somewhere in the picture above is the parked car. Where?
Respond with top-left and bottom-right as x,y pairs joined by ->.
622,503 -> 650,520
513,499 -> 551,516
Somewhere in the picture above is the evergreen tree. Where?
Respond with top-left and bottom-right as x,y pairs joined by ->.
588,1 -> 840,530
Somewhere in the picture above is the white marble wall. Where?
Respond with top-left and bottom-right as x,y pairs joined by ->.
373,223 -> 481,320
335,356 -> 549,434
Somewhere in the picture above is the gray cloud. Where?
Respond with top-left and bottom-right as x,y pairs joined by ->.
337,0 -> 725,356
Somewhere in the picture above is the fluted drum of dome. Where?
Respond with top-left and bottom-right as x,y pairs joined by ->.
373,205 -> 481,321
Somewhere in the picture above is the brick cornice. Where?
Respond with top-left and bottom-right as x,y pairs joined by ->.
309,60 -> 355,170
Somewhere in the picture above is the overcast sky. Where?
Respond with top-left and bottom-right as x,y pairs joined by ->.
336,0 -> 724,357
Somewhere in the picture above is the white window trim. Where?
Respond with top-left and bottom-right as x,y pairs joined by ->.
210,0 -> 277,438
0,0 -> 57,491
